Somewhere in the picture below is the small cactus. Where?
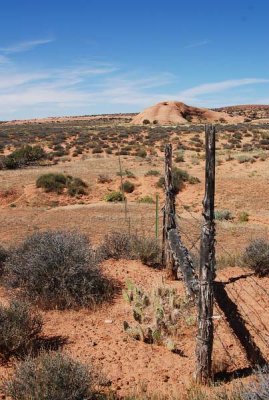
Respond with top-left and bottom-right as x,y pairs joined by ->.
122,280 -> 195,352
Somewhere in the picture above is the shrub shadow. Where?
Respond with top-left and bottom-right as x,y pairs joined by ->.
214,366 -> 255,383
32,335 -> 69,354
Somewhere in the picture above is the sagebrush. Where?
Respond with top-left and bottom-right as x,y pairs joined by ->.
0,300 -> 42,360
5,230 -> 113,309
4,352 -> 97,400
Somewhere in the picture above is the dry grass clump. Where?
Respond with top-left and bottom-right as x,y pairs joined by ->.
99,232 -> 132,260
0,300 -> 42,360
4,230 -> 113,309
242,239 -> 269,277
4,352 -> 97,400
99,232 -> 161,266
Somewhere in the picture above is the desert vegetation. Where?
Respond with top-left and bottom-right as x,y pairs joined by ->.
0,112 -> 268,399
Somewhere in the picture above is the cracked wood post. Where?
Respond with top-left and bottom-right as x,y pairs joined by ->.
162,144 -> 176,276
196,125 -> 216,384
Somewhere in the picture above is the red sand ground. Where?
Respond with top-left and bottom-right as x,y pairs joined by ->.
0,260 -> 268,398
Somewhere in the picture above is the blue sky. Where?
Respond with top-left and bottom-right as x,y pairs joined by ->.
0,0 -> 269,120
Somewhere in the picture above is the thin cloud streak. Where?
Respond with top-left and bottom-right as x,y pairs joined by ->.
184,40 -> 210,49
0,57 -> 268,119
0,38 -> 54,54
178,78 -> 269,98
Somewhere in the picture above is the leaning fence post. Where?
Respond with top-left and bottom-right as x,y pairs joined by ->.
196,125 -> 216,384
162,144 -> 176,276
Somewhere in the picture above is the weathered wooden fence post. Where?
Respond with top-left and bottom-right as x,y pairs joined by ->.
196,125 -> 216,384
162,144 -> 176,276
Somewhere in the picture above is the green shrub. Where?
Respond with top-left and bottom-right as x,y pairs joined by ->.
36,173 -> 67,193
4,352 -> 95,400
104,191 -> 124,202
0,300 -> 42,360
67,177 -> 87,197
157,167 -> 198,194
92,146 -> 103,154
137,195 -> 155,204
136,148 -> 147,158
4,146 -> 46,169
5,231 -> 112,309
117,169 -> 135,178
143,119 -> 150,125
144,170 -> 160,177
122,180 -> 135,193
242,239 -> 269,277
214,210 -> 233,221
36,174 -> 87,196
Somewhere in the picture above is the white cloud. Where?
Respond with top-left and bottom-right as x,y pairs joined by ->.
178,78 -> 269,99
0,38 -> 54,54
0,53 -> 268,119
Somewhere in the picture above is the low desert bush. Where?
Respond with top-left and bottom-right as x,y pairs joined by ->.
0,245 -> 8,275
99,232 -> 131,260
117,169 -> 135,178
92,146 -> 103,154
67,177 -> 87,197
122,180 -> 135,193
237,154 -> 253,163
144,169 -> 160,177
3,145 -> 46,169
36,174 -> 87,196
97,174 -> 112,184
174,151 -> 185,163
157,167 -> 199,194
137,195 -> 155,204
36,173 -> 67,193
4,352 -> 96,400
99,232 -> 160,265
104,191 -> 124,202
135,148 -> 147,158
238,211 -> 249,222
242,239 -> 269,277
0,300 -> 42,360
131,236 -> 161,266
214,209 -> 233,221
5,231 -> 112,309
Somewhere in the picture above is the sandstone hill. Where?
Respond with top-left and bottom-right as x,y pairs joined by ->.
131,101 -> 244,125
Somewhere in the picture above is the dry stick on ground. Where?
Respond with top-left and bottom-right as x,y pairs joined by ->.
196,124 -> 216,385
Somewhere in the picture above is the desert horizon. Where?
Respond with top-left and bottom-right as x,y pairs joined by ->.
0,1 -> 269,399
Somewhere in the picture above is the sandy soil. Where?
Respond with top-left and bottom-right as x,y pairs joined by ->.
0,260 -> 268,398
